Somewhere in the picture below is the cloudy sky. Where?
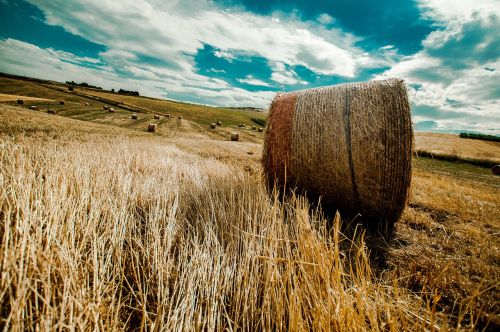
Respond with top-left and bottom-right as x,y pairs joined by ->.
0,0 -> 499,133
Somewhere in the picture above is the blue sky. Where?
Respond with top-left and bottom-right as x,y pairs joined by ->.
0,0 -> 499,133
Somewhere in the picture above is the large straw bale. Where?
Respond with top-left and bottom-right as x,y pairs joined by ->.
263,79 -> 413,231
231,133 -> 239,141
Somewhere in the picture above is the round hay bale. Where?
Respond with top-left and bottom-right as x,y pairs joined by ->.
154,114 -> 160,119
210,122 -> 216,129
59,101 -> 65,105
147,124 -> 157,132
103,105 -> 109,110
231,132 -> 239,141
258,127 -> 264,132
131,114 -> 138,119
47,109 -> 56,114
29,105 -> 37,110
85,102 -> 90,106
166,114 -> 170,118
178,116 -> 182,119
17,99 -> 24,104
109,108 -> 115,113
68,86 -> 74,91
263,79 -> 413,232
252,126 -> 256,130
492,165 -> 500,176
217,121 -> 222,126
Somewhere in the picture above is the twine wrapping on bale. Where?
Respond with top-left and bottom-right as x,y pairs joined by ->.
231,133 -> 239,141
154,114 -> 160,119
210,123 -> 216,129
131,114 -> 138,119
263,79 -> 413,232
148,124 -> 156,132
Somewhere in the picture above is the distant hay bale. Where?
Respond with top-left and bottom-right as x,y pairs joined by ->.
154,114 -> 160,119
29,105 -> 37,110
252,126 -> 256,130
103,105 -> 109,110
109,108 -> 115,113
17,99 -> 24,104
258,127 -> 264,132
166,114 -> 170,118
263,79 -> 413,232
217,121 -> 222,126
231,132 -> 239,141
210,123 -> 216,129
492,165 -> 500,176
178,116 -> 182,120
68,86 -> 74,91
47,109 -> 56,114
131,114 -> 138,119
148,124 -> 157,132
59,101 -> 65,105
85,102 -> 90,106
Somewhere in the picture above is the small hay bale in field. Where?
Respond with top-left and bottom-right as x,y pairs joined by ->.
258,127 -> 264,132
148,124 -> 157,132
252,126 -> 256,130
29,105 -> 37,110
210,123 -> 216,129
109,107 -> 115,113
68,86 -> 74,91
263,79 -> 413,233
154,114 -> 160,119
17,99 -> 24,104
47,109 -> 56,114
166,114 -> 170,118
231,132 -> 239,141
85,102 -> 90,106
131,114 -> 138,119
103,105 -> 109,110
492,165 -> 500,175
217,121 -> 222,126
178,116 -> 182,120
59,101 -> 65,105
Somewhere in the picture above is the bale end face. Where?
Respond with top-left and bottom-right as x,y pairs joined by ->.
231,133 -> 239,141
147,124 -> 157,132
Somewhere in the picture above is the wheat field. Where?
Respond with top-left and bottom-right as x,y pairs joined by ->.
1,102 -> 499,330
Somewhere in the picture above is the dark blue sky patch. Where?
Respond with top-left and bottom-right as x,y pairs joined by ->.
0,0 -> 105,58
194,44 -> 275,91
216,0 -> 435,54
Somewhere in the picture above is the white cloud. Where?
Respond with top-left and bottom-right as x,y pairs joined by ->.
317,13 -> 334,25
237,75 -> 272,87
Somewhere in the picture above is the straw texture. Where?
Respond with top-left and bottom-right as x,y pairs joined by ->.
263,79 -> 413,229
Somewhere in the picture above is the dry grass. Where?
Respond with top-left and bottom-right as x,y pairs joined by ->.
415,132 -> 500,164
0,93 -> 52,102
1,105 -> 499,330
